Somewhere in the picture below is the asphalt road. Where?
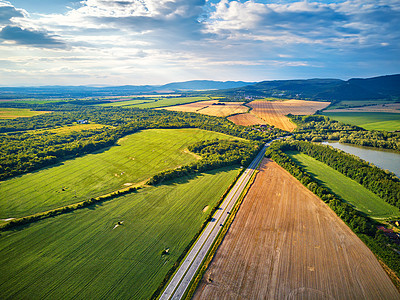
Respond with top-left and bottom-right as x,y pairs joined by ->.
160,140 -> 275,300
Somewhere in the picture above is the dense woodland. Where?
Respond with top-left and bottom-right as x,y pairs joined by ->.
290,115 -> 400,151
0,104 -> 284,180
266,141 -> 400,277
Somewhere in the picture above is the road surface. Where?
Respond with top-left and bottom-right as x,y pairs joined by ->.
159,139 -> 276,300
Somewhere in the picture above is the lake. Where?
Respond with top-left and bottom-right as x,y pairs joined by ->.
322,142 -> 400,178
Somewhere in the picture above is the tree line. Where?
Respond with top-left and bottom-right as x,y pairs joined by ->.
0,104 -> 284,180
273,140 -> 400,209
289,115 -> 400,151
266,140 -> 400,277
147,139 -> 261,185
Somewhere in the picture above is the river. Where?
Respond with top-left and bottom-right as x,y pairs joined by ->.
322,142 -> 400,178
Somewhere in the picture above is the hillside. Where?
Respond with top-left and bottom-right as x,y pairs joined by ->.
222,74 -> 400,102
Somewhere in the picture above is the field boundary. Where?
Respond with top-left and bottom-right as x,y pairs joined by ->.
151,168 -> 244,299
182,164 -> 260,299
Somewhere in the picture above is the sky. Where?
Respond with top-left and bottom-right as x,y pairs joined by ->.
0,0 -> 399,86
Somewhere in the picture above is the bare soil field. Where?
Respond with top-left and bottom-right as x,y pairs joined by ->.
162,101 -> 248,117
324,103 -> 400,113
248,100 -> 330,131
227,113 -> 266,126
194,158 -> 399,300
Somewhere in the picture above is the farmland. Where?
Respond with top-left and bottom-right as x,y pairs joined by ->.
227,112 -> 265,126
287,151 -> 400,219
98,96 -> 210,109
0,128 -> 238,219
30,123 -> 111,134
247,99 -> 330,131
321,112 -> 400,131
194,158 -> 399,299
0,107 -> 50,119
162,100 -> 249,117
0,166 -> 240,300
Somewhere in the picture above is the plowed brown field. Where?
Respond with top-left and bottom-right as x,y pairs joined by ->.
248,100 -> 330,131
162,101 -> 248,117
227,113 -> 266,126
194,158 -> 399,300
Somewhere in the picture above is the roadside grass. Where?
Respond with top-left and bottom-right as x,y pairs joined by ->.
0,128 -> 238,218
0,108 -> 50,119
287,151 -> 400,219
0,166 -> 240,300
321,112 -> 400,131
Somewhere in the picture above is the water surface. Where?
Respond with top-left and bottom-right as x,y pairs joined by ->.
322,142 -> 400,178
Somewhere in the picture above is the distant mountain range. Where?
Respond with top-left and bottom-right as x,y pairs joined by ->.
0,75 -> 399,102
0,80 -> 255,99
223,74 -> 400,102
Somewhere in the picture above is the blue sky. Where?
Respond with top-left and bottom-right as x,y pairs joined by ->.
0,0 -> 399,86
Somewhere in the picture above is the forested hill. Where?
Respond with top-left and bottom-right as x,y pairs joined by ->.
220,74 -> 400,102
0,80 -> 254,99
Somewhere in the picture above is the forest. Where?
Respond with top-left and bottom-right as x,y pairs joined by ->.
290,115 -> 400,151
0,103 -> 284,180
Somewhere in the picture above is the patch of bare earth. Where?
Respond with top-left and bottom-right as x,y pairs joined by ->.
248,100 -> 330,131
162,101 -> 248,117
161,100 -> 216,113
194,158 -> 399,299
227,113 -> 266,126
325,103 -> 400,113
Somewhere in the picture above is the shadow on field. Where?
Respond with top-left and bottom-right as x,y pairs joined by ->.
153,165 -> 239,187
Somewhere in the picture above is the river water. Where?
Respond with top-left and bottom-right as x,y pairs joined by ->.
322,142 -> 400,178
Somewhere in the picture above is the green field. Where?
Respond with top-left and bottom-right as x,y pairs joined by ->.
0,128 -> 238,218
0,107 -> 50,119
0,166 -> 240,299
326,100 -> 397,110
321,112 -> 400,131
99,96 -> 210,109
98,98 -> 157,107
287,151 -> 400,219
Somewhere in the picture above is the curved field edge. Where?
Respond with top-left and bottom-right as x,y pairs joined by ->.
0,128 -> 239,219
266,145 -> 400,287
192,159 -> 399,299
0,108 -> 51,119
321,112 -> 400,131
287,151 -> 400,219
0,166 -> 240,300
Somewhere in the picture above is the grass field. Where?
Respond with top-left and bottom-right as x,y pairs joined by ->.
0,128 -> 238,219
31,123 -> 111,134
322,112 -> 400,131
326,100 -> 397,110
98,96 -> 210,109
0,166 -> 240,300
97,98 -> 157,107
287,151 -> 400,219
0,108 -> 50,119
194,159 -> 399,299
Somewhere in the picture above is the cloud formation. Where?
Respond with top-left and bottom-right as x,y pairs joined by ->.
0,0 -> 399,85
0,25 -> 66,48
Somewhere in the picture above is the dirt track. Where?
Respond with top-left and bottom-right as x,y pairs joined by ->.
194,158 -> 399,299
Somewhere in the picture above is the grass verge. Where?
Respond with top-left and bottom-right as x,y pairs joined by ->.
182,167 -> 260,299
